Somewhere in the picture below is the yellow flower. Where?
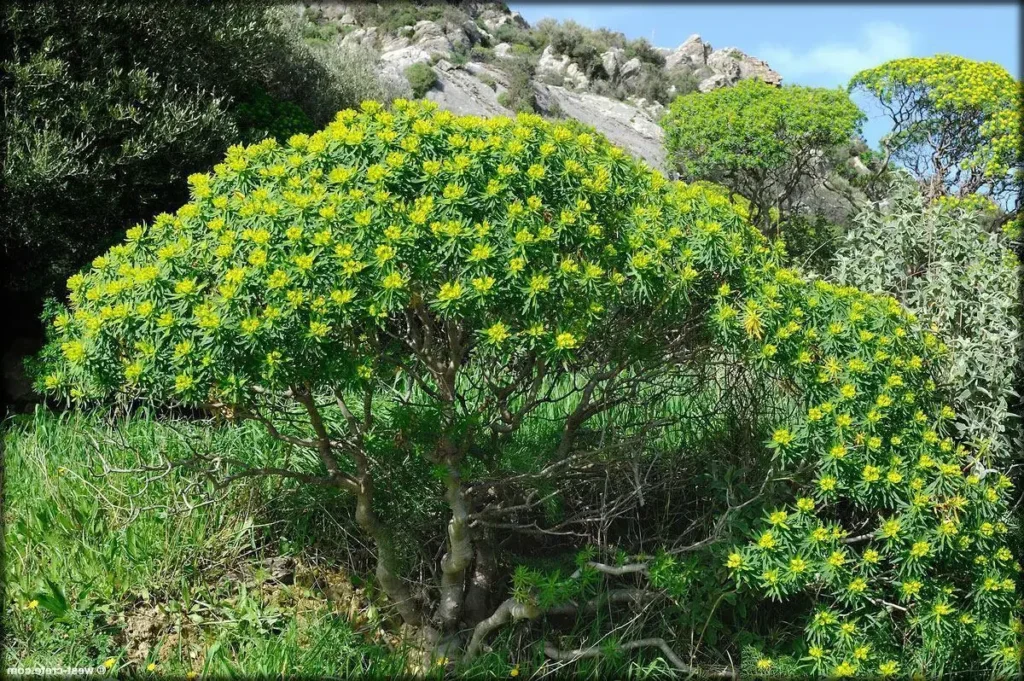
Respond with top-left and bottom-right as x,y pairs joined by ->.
756,658 -> 773,671
771,428 -> 794,446
484,322 -> 510,344
438,281 -> 464,302
175,374 -> 194,393
528,274 -> 550,295
726,552 -> 743,569
833,660 -> 856,677
62,340 -> 87,364
469,243 -> 493,261
472,276 -> 495,293
25,599 -> 39,610
147,662 -> 157,672
796,497 -> 815,512
757,531 -> 776,550
382,272 -> 405,290
554,332 -> 578,350
909,541 -> 930,558
878,660 -> 899,677
510,666 -> 519,678
268,270 -> 288,288
104,659 -> 116,669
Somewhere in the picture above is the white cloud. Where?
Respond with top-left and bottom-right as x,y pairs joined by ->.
757,22 -> 915,84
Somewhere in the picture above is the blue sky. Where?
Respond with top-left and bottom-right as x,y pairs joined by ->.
508,3 -> 1021,146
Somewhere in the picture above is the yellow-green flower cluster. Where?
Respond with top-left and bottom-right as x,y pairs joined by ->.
721,271 -> 1020,672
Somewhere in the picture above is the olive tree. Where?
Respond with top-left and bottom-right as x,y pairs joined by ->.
40,101 -> 1020,675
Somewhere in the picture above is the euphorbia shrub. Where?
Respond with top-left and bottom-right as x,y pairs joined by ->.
39,100 -> 1020,675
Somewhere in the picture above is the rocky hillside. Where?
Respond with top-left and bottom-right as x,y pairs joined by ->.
295,2 -> 783,171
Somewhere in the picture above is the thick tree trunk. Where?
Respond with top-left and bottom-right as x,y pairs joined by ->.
435,466 -> 474,629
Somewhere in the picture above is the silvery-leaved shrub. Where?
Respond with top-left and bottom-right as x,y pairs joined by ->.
832,179 -> 1022,466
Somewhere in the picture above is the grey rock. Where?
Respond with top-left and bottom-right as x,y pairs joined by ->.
537,45 -> 570,78
737,54 -> 782,86
698,73 -> 732,93
340,26 -> 378,50
493,42 -> 513,59
600,47 -> 624,78
564,62 -> 589,89
339,12 -> 357,26
412,20 -> 453,55
379,33 -> 411,53
707,49 -> 742,82
426,65 -> 511,118
619,57 -> 642,81
477,7 -> 528,34
461,19 -> 486,45
380,45 -> 433,78
664,34 -> 709,70
534,85 -> 665,170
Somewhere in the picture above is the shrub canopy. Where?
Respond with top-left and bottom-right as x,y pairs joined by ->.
40,100 -> 1020,676
662,80 -> 865,232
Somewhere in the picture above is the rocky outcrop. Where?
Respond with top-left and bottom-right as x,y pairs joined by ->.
664,34 -> 710,71
534,86 -> 666,170
304,3 -> 782,171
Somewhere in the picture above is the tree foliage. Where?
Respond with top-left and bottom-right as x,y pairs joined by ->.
37,101 -> 1020,676
662,80 -> 866,235
849,55 -> 1023,221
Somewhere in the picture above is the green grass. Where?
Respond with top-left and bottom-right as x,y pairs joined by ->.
3,408 -> 417,677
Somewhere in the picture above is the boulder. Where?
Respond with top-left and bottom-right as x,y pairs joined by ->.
737,54 -> 783,86
477,8 -> 528,34
426,64 -> 511,118
600,47 -> 624,78
706,49 -> 742,82
379,33 -> 411,53
340,26 -> 379,50
664,34 -> 710,70
619,57 -> 642,81
564,62 -> 589,89
339,12 -> 357,26
380,45 -> 433,74
493,42 -> 513,59
461,19 -> 487,45
534,85 -> 665,170
537,45 -> 570,78
412,20 -> 453,55
698,73 -> 732,93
